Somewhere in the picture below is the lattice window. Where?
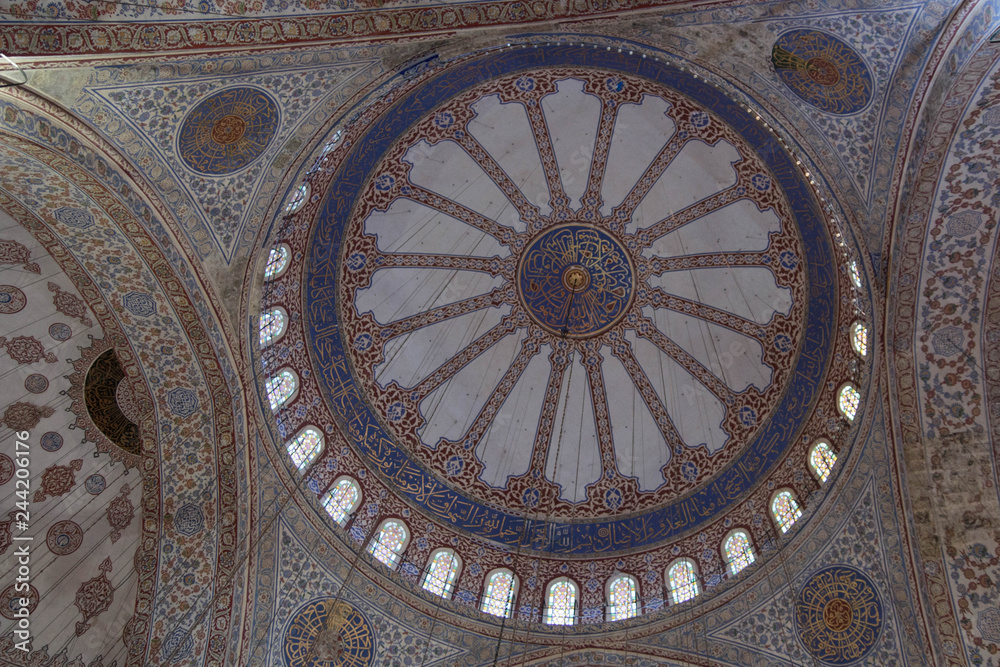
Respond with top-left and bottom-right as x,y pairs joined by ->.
838,383 -> 861,421
368,520 -> 408,569
287,427 -> 323,472
809,440 -> 837,483
265,369 -> 297,411
723,530 -> 755,576
848,260 -> 861,288
771,489 -> 803,534
259,307 -> 287,348
544,578 -> 578,626
667,559 -> 700,605
607,575 -> 638,621
264,244 -> 290,280
481,569 -> 516,618
851,321 -> 868,357
422,549 -> 461,599
285,183 -> 310,214
322,477 -> 361,526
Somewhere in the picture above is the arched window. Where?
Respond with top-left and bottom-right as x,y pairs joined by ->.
848,260 -> 861,289
771,489 -> 803,534
265,369 -> 297,411
723,530 -> 756,576
850,321 -> 868,358
809,440 -> 837,483
667,559 -> 700,605
322,476 -> 361,526
422,549 -> 461,599
287,426 -> 323,472
481,569 -> 517,618
606,574 -> 639,621
367,519 -> 409,569
837,383 -> 861,421
285,183 -> 310,214
264,244 -> 290,280
544,578 -> 578,626
259,307 -> 288,348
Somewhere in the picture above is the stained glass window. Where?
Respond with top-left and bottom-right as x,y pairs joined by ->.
851,321 -> 868,357
422,549 -> 461,599
771,490 -> 803,534
264,244 -> 290,280
266,369 -> 297,411
723,531 -> 755,576
544,578 -> 578,626
848,260 -> 861,288
481,569 -> 516,618
285,183 -> 309,214
259,308 -> 287,347
368,519 -> 408,569
668,559 -> 700,605
607,575 -> 638,621
809,440 -> 837,483
287,427 -> 323,472
322,477 -> 360,526
838,383 -> 861,421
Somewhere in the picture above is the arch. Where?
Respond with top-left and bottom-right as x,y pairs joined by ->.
481,568 -> 517,618
723,529 -> 756,576
321,476 -> 362,526
850,321 -> 868,358
264,243 -> 291,280
265,368 -> 298,411
667,558 -> 700,605
367,518 -> 409,569
286,426 -> 323,472
808,439 -> 838,483
422,548 -> 462,599
285,182 -> 310,214
837,382 -> 861,421
606,573 -> 639,622
770,488 -> 803,534
848,259 -> 861,288
259,307 -> 288,348
543,577 -> 578,626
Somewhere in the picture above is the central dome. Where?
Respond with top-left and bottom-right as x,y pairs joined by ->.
305,45 -> 837,554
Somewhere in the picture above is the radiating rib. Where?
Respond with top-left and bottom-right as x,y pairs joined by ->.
641,287 -> 768,343
582,347 -> 619,480
522,100 -> 572,217
524,348 -> 571,479
379,285 -> 514,340
607,125 -> 690,223
578,99 -> 619,217
452,130 -> 542,224
608,341 -> 685,452
633,316 -> 735,404
409,312 -> 526,401
403,183 -> 523,247
374,252 -> 514,281
644,251 -> 772,276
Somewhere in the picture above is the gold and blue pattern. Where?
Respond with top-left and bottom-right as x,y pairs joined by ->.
283,599 -> 375,667
772,30 -> 874,115
177,87 -> 278,175
795,565 -> 883,664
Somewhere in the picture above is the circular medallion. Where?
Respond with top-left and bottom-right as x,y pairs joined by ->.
0,453 -> 12,485
518,225 -> 633,337
795,565 -> 883,664
48,322 -> 72,341
85,474 -> 106,495
40,431 -> 63,452
0,286 -> 26,314
771,30 -> 873,115
0,583 -> 38,620
24,374 -> 48,394
283,598 -> 375,667
46,520 -> 84,555
305,45 -> 837,554
178,87 -> 278,175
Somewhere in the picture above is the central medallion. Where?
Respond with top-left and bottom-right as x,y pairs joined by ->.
517,225 -> 634,338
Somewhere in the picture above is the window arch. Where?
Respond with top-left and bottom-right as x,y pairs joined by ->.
367,519 -> 409,569
723,530 -> 756,576
837,383 -> 861,421
606,574 -> 639,621
422,549 -> 461,599
667,558 -> 700,605
544,578 -> 578,626
771,489 -> 803,534
264,244 -> 290,280
285,183 -> 310,214
850,321 -> 868,358
848,259 -> 862,289
287,426 -> 323,472
809,439 -> 837,483
265,369 -> 297,411
322,476 -> 362,526
259,307 -> 288,348
481,569 -> 517,618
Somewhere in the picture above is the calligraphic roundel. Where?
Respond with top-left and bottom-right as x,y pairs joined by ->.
178,87 -> 278,175
305,45 -> 839,554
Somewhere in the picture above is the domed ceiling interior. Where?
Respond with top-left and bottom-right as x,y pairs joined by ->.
0,0 -> 999,665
